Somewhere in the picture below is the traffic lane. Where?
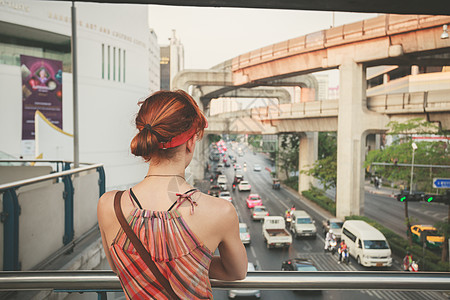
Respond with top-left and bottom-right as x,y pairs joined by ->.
225,150 -> 399,262
236,151 -> 400,272
365,192 -> 447,239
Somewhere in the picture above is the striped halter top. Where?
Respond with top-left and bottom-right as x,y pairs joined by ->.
109,189 -> 214,299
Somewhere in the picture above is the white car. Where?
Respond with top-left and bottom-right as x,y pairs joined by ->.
251,205 -> 269,220
219,191 -> 232,202
239,223 -> 251,245
217,174 -> 227,185
238,180 -> 251,192
253,164 -> 262,171
228,262 -> 260,299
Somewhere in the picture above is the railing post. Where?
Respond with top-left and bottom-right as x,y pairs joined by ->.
63,162 -> 71,171
2,188 -> 20,270
97,291 -> 108,300
62,175 -> 74,245
97,166 -> 106,198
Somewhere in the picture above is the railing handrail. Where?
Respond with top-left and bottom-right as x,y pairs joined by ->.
0,163 -> 104,191
0,271 -> 449,291
0,159 -> 73,163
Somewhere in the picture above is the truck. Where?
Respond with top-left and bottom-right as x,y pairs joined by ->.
262,216 -> 292,249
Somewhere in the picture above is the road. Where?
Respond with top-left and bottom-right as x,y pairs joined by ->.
319,174 -> 447,239
70,143 -> 447,300
209,143 -> 446,300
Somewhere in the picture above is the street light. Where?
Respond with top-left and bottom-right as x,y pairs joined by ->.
409,142 -> 418,195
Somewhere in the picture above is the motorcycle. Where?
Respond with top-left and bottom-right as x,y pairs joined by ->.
409,261 -> 419,272
403,259 -> 419,272
339,248 -> 349,264
326,238 -> 337,255
232,183 -> 236,191
284,211 -> 292,226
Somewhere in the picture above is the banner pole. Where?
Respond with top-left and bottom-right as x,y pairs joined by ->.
71,1 -> 79,169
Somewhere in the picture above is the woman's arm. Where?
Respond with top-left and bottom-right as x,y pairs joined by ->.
97,192 -> 118,273
209,202 -> 247,280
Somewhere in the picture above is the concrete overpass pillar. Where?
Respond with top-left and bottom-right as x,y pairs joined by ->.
298,132 -> 318,192
336,59 -> 367,218
186,87 -> 208,185
276,136 -> 287,181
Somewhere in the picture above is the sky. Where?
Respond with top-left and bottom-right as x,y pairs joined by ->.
148,5 -> 378,72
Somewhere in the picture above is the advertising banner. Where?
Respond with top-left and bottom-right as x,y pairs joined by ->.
20,55 -> 63,141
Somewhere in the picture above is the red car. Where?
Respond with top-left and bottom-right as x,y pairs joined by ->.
246,194 -> 262,208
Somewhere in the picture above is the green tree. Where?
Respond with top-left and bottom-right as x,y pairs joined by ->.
208,134 -> 221,144
248,135 -> 262,152
278,134 -> 300,180
365,118 -> 449,247
301,151 -> 337,199
318,132 -> 337,159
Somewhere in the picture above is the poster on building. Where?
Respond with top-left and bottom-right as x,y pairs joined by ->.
20,55 -> 63,145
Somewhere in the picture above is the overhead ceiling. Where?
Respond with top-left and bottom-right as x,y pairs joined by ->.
73,0 -> 450,16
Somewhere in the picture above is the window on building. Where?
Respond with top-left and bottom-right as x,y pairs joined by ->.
102,44 -> 105,79
118,48 -> 121,82
113,47 -> 116,81
123,50 -> 126,83
107,45 -> 110,80
0,22 -> 71,71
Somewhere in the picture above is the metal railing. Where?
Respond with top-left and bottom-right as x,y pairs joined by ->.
0,159 -> 72,173
0,163 -> 105,271
0,270 -> 449,297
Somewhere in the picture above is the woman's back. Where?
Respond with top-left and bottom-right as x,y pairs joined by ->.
98,90 -> 247,299
109,186 -> 218,299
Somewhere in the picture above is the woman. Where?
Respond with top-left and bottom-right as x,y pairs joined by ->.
97,90 -> 247,299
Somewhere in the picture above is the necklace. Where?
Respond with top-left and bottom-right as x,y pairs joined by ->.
144,174 -> 185,180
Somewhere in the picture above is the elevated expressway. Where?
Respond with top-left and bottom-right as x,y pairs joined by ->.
174,14 -> 450,218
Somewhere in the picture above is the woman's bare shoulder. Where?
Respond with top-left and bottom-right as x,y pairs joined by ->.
196,192 -> 237,220
97,190 -> 122,220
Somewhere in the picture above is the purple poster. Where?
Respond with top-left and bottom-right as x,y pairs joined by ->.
20,55 -> 63,140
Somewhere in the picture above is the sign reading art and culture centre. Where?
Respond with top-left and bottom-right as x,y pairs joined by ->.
20,55 -> 63,140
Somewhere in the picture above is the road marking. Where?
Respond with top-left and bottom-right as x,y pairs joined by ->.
301,240 -> 313,251
249,245 -> 261,269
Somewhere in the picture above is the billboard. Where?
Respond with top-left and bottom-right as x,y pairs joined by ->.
20,55 -> 63,142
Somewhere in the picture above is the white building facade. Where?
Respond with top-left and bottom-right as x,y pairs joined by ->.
0,1 -> 159,189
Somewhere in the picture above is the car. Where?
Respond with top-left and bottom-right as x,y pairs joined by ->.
322,218 -> 344,240
233,174 -> 244,184
253,164 -> 262,171
281,258 -> 318,272
233,163 -> 242,170
238,181 -> 251,192
217,163 -> 224,168
410,225 -> 445,249
239,223 -> 251,244
251,205 -> 269,220
246,194 -> 262,208
228,262 -> 260,299
219,191 -> 232,202
281,258 -> 321,294
217,174 -> 227,185
213,166 -> 223,175
207,185 -> 220,197
224,161 -> 231,167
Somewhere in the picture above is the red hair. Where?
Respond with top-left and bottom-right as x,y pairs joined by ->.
130,90 -> 207,162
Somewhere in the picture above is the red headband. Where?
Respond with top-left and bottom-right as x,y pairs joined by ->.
158,120 -> 208,149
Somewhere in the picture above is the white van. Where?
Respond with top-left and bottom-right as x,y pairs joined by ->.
290,210 -> 317,238
341,220 -> 392,267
